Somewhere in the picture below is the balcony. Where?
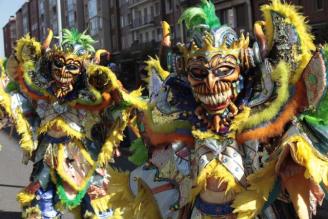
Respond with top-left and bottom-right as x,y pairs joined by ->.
128,0 -> 149,9
130,40 -> 160,53
131,15 -> 154,31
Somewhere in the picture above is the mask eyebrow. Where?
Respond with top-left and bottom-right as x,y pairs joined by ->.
224,55 -> 237,65
66,59 -> 82,67
187,56 -> 208,68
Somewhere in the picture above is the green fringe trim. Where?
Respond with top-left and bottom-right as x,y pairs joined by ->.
56,175 -> 90,209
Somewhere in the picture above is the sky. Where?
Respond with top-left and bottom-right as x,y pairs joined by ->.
0,0 -> 26,58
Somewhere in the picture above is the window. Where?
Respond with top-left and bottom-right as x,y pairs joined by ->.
316,0 -> 324,10
49,0 -> 56,7
144,7 -> 148,24
39,0 -> 45,14
236,4 -> 248,30
23,16 -> 29,34
155,2 -> 160,16
151,6 -> 154,18
89,17 -> 99,35
67,0 -> 75,11
145,32 -> 149,42
152,30 -> 155,40
52,6 -> 57,14
99,18 -> 103,29
111,14 -> 116,27
128,13 -> 132,25
157,28 -> 161,40
88,0 -> 97,18
166,0 -> 173,13
219,8 -> 237,29
139,33 -> 143,43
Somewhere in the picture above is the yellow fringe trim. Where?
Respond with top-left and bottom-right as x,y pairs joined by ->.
83,210 -> 99,219
0,87 -> 35,155
107,168 -> 135,209
0,59 -> 4,80
16,108 -> 36,154
0,87 -> 13,117
108,208 -> 124,219
97,109 -> 130,166
145,56 -> 170,82
38,117 -> 84,140
121,87 -> 148,111
15,34 -> 41,63
87,64 -> 148,110
17,191 -> 36,206
282,135 -> 328,186
91,195 -> 112,215
127,179 -> 162,219
22,206 -> 42,219
192,159 -> 243,202
261,0 -> 315,84
241,61 -> 290,130
106,168 -> 156,218
232,160 -> 277,219
56,142 -> 95,192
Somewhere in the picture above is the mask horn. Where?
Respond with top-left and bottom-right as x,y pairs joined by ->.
254,21 -> 268,59
42,29 -> 53,50
159,21 -> 171,71
95,49 -> 110,64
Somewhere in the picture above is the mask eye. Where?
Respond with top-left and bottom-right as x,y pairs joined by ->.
66,64 -> 79,71
189,67 -> 208,80
213,66 -> 234,77
54,59 -> 64,68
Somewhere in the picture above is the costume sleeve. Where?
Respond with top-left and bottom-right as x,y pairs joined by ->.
0,88 -> 38,157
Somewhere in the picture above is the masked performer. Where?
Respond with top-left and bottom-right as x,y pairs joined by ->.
0,28 -> 146,218
107,0 -> 328,219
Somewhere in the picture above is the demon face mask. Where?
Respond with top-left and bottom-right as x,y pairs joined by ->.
50,53 -> 82,98
180,32 -> 251,133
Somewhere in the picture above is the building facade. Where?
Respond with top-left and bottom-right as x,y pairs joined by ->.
63,0 -> 85,31
29,0 -> 40,39
3,16 -> 17,58
214,0 -> 252,33
109,0 -> 121,53
82,0 -> 112,50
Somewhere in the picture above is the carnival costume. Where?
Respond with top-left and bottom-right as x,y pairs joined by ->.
108,1 -> 328,219
0,29 -> 146,218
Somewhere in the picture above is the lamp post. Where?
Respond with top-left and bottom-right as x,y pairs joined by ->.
57,0 -> 63,45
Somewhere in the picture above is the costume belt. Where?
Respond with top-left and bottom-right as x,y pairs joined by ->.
194,195 -> 233,216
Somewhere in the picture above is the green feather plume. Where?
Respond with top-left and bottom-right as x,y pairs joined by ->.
178,0 -> 221,30
62,28 -> 96,53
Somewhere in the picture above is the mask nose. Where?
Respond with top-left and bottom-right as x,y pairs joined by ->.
205,71 -> 218,93
61,66 -> 66,74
